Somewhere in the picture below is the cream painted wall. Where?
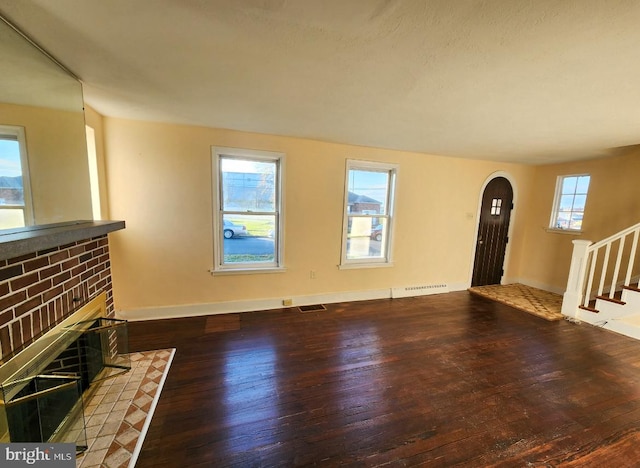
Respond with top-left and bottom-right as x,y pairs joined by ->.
102,117 -> 535,314
0,102 -> 92,225
516,146 -> 640,292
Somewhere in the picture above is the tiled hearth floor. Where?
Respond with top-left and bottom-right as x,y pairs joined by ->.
76,348 -> 175,468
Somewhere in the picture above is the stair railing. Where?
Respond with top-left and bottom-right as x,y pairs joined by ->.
562,222 -> 640,317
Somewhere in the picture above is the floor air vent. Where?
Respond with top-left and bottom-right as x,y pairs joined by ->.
299,304 -> 327,313
391,283 -> 449,298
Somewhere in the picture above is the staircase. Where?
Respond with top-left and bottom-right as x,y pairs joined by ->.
562,222 -> 640,339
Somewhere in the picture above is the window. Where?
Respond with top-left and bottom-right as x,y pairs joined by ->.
550,174 -> 590,231
490,198 -> 502,216
341,160 -> 398,267
212,147 -> 284,272
0,125 -> 33,229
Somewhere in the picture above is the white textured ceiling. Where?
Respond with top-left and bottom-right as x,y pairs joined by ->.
2,0 -> 640,164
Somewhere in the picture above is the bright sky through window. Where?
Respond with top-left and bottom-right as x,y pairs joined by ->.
0,140 -> 22,177
349,169 -> 389,211
221,158 -> 267,174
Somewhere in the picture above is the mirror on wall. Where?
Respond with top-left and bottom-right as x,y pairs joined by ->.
0,16 -> 92,231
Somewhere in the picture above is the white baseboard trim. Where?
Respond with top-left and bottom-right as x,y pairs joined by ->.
599,319 -> 640,341
117,288 -> 389,321
448,282 -> 469,293
117,282 -> 470,322
117,298 -> 279,321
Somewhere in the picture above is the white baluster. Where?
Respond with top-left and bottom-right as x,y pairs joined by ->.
624,229 -> 639,287
609,237 -> 626,299
598,243 -> 611,297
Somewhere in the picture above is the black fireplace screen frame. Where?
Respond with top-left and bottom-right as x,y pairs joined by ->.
0,293 -> 130,452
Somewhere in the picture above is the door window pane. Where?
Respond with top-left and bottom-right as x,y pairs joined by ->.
490,198 -> 502,216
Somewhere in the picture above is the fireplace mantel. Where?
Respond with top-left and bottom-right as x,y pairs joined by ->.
0,220 -> 125,261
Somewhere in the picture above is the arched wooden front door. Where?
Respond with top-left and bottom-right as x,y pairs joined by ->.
472,177 -> 513,287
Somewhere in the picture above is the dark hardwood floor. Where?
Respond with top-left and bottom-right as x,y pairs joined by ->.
128,291 -> 640,467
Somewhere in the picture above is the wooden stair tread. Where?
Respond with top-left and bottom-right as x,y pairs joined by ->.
596,295 -> 626,305
579,305 -> 599,313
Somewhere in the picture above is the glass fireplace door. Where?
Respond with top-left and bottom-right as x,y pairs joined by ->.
0,374 -> 87,451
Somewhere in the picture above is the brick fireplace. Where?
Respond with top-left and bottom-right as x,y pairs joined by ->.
0,220 -> 126,449
0,221 -> 124,363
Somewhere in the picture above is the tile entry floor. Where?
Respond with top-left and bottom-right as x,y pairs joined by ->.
76,348 -> 175,468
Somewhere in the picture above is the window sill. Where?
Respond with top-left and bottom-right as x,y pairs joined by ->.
338,262 -> 394,270
210,267 -> 287,276
545,228 -> 583,235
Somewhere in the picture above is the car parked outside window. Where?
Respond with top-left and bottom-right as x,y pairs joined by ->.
370,224 -> 383,241
223,219 -> 247,238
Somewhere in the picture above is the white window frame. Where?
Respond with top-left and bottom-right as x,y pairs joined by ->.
549,173 -> 590,232
0,125 -> 34,228
340,159 -> 398,269
211,147 -> 285,274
